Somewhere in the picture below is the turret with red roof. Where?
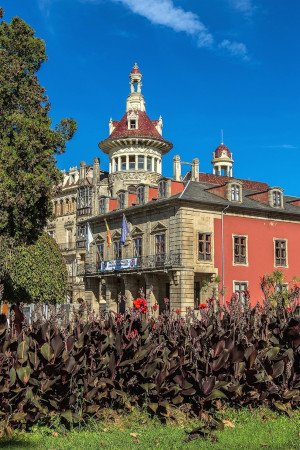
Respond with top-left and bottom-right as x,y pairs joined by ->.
99,65 -> 173,194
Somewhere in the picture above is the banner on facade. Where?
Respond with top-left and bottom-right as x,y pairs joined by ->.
100,258 -> 139,272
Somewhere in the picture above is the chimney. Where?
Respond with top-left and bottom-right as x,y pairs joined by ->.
79,161 -> 86,182
93,157 -> 100,185
173,155 -> 181,181
191,158 -> 199,181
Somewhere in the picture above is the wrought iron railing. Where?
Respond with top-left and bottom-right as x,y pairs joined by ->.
76,253 -> 182,276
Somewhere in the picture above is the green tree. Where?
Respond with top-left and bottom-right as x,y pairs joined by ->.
7,233 -> 68,304
0,11 -> 76,244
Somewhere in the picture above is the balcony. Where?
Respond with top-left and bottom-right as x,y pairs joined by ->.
58,242 -> 76,252
77,253 -> 182,276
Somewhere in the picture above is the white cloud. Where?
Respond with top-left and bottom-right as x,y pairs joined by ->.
113,0 -> 214,47
229,0 -> 254,15
263,144 -> 298,150
40,0 -> 251,61
219,39 -> 249,60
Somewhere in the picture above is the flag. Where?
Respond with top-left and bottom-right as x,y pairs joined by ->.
86,222 -> 93,252
104,218 -> 112,247
120,214 -> 129,246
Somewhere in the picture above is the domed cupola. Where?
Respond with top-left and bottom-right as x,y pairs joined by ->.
99,64 -> 173,194
212,141 -> 234,177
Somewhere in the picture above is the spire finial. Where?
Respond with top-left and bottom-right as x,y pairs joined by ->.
221,129 -> 224,144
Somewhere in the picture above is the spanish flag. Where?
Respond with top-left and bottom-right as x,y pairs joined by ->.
104,218 -> 112,247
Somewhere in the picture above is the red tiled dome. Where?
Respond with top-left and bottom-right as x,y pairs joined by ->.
109,111 -> 162,140
215,144 -> 232,158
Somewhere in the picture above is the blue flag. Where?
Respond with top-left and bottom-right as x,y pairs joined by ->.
120,214 -> 129,246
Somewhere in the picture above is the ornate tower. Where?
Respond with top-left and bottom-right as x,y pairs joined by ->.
212,142 -> 234,177
99,64 -> 173,195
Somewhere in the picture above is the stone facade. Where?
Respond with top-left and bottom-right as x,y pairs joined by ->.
48,65 -> 300,312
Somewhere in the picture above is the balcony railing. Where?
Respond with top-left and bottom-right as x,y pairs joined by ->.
76,239 -> 86,249
77,253 -> 182,276
58,242 -> 76,251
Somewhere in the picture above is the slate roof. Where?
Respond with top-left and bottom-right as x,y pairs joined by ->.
178,181 -> 300,218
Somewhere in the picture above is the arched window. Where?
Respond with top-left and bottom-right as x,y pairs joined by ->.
128,185 -> 136,194
60,200 -> 64,216
231,184 -> 241,202
65,198 -> 70,213
118,191 -> 125,209
158,180 -> 167,199
137,186 -> 145,205
71,197 -> 76,212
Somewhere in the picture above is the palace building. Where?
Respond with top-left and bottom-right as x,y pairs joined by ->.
48,64 -> 300,312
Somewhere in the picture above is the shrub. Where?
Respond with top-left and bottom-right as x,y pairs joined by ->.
0,295 -> 299,432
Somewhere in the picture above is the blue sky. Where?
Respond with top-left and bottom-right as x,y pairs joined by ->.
2,1 -> 300,195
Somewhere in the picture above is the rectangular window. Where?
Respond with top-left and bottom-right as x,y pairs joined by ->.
234,281 -> 248,304
133,237 -> 143,257
275,240 -> 287,266
118,192 -> 125,209
138,155 -> 144,170
121,156 -> 126,171
77,224 -> 86,239
198,233 -> 212,261
234,236 -> 247,264
99,197 -> 106,214
147,156 -> 152,171
114,159 -> 119,172
130,119 -> 136,129
114,241 -> 122,259
155,234 -> 165,262
129,155 -> 136,170
137,186 -> 145,205
158,181 -> 167,198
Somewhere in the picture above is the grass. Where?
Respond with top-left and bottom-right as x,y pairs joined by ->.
1,407 -> 299,450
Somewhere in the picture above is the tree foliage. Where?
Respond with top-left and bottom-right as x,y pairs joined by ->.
7,233 -> 68,304
0,13 -> 76,244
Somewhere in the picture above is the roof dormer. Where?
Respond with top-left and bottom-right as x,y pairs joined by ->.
127,111 -> 139,130
269,187 -> 283,209
227,180 -> 243,203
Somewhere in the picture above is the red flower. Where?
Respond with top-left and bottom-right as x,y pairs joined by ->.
175,308 -> 181,315
199,303 -> 208,309
152,303 -> 158,311
287,307 -> 292,313
133,297 -> 147,312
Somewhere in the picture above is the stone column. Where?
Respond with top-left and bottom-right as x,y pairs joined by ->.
126,155 -> 129,171
105,280 -> 116,313
84,277 -> 100,315
144,273 -> 156,307
169,269 -> 194,311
